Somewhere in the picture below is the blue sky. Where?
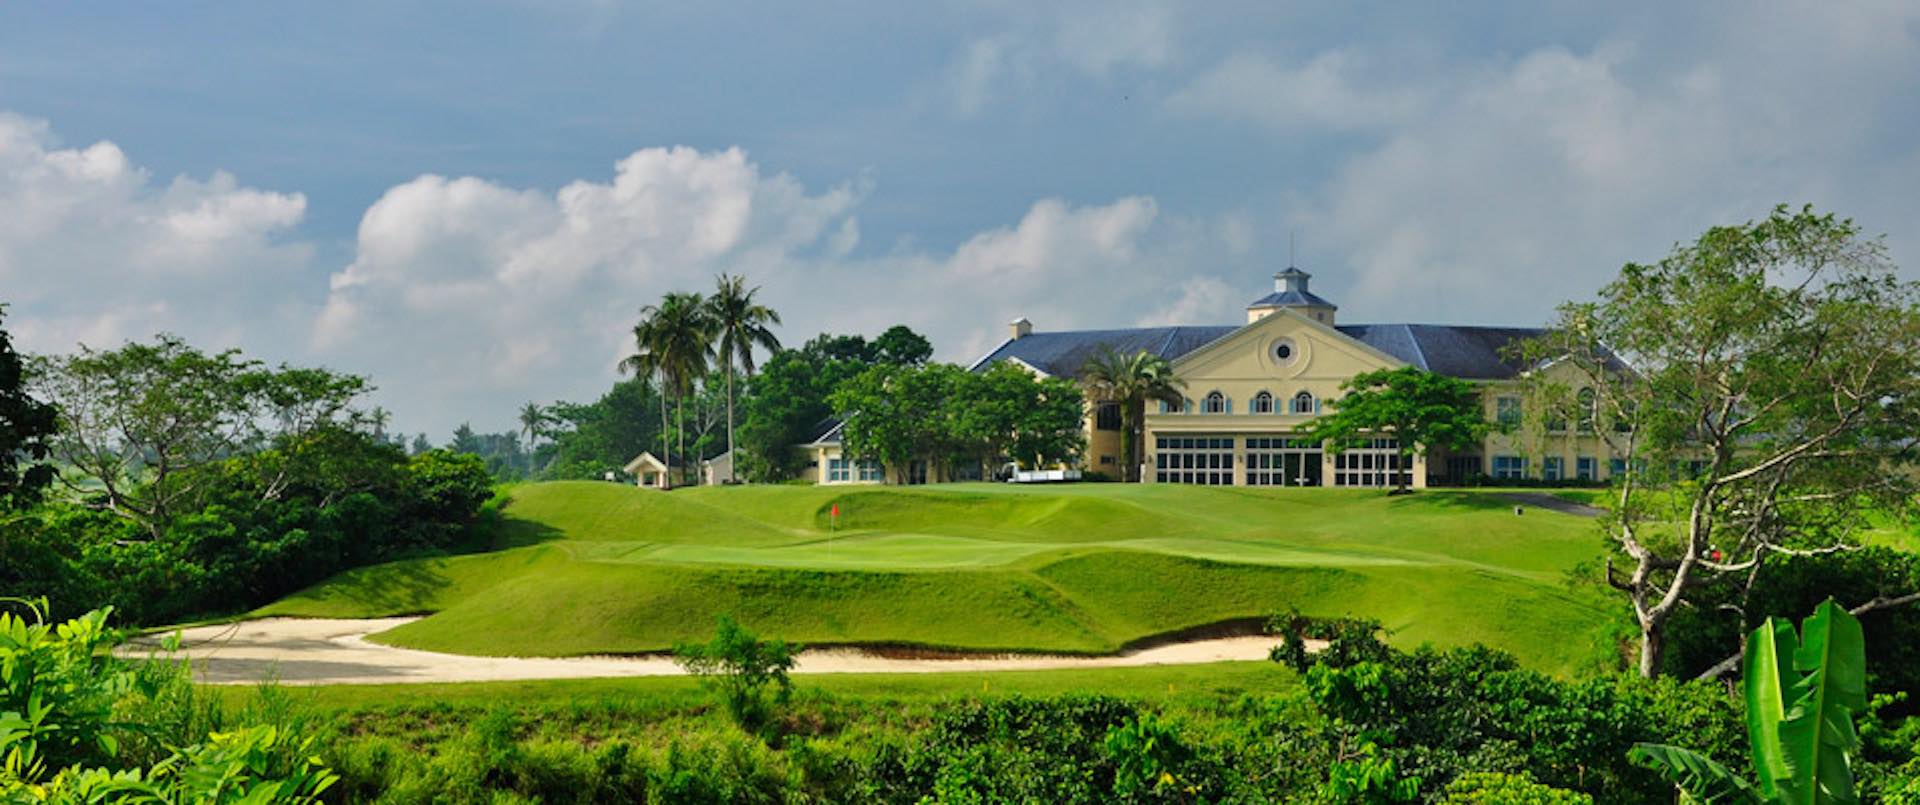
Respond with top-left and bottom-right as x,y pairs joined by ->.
4,2 -> 1918,435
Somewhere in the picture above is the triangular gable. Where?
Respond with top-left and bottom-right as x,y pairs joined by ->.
622,452 -> 668,474
1171,307 -> 1408,378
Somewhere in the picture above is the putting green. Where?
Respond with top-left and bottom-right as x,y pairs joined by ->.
258,481 -> 1620,674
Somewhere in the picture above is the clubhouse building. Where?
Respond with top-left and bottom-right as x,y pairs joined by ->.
802,267 -> 1621,488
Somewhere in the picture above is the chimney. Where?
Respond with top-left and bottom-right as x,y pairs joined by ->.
1009,317 -> 1033,340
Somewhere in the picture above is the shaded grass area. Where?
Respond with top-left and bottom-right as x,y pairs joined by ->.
259,481 -> 1618,674
214,660 -> 1299,714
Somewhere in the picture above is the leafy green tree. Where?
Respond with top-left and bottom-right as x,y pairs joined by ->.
32,337 -> 371,539
1524,206 -> 1920,677
0,307 -> 57,512
871,325 -> 933,367
952,362 -> 1085,475
830,363 -> 970,483
1305,367 -> 1491,494
706,274 -> 782,484
672,615 -> 797,732
1078,349 -> 1186,482
547,378 -> 665,480
1631,600 -> 1868,804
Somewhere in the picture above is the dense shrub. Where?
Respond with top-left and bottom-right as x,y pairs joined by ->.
1289,621 -> 1744,803
3,436 -> 495,624
1662,546 -> 1920,709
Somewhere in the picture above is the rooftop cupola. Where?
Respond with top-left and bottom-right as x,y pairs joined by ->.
1247,266 -> 1338,325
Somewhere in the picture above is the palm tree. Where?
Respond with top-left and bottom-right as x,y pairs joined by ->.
705,274 -> 782,483
635,292 -> 715,486
1079,348 -> 1187,482
619,317 -> 673,486
517,402 -> 546,474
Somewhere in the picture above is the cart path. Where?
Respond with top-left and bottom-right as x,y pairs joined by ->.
123,618 -> 1298,686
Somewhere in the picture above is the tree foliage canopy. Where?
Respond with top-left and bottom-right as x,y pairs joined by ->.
1524,205 -> 1920,677
1306,367 -> 1491,493
0,307 -> 57,512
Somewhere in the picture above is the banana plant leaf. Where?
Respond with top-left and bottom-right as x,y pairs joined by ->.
1776,600 -> 1866,805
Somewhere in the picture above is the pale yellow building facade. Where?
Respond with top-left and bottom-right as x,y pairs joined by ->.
972,269 -> 1627,488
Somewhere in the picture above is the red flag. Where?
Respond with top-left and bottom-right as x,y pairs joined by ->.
831,504 -> 840,518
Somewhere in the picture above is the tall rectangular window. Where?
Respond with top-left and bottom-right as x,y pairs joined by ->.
1495,396 -> 1523,428
1542,456 -> 1563,481
1576,456 -> 1596,480
1608,458 -> 1626,478
1095,402 -> 1122,431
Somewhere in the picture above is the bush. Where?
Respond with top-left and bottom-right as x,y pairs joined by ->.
1442,771 -> 1594,803
1663,547 -> 1920,712
674,616 -> 798,733
1291,641 -> 1743,802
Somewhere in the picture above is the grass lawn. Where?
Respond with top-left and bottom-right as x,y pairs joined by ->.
221,660 -> 1299,714
257,481 -> 1619,674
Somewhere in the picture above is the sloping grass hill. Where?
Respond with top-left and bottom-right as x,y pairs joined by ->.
259,481 -> 1618,674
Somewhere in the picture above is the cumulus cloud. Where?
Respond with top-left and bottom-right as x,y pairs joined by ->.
0,114 -> 311,354
313,146 -> 866,429
312,158 -> 1253,429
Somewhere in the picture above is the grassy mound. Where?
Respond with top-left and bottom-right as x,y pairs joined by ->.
259,481 -> 1618,673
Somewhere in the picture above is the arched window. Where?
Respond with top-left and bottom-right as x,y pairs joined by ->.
1251,391 -> 1275,414
1576,388 -> 1598,432
1202,391 -> 1227,414
1290,391 -> 1316,415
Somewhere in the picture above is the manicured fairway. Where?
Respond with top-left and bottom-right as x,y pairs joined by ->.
259,481 -> 1618,674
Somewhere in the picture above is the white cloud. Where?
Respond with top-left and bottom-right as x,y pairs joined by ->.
0,113 -> 311,354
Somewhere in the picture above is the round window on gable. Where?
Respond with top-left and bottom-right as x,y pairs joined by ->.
1270,337 -> 1298,365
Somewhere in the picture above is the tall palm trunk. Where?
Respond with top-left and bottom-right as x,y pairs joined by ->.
1120,400 -> 1140,483
677,391 -> 688,487
724,358 -> 736,484
659,379 -> 670,489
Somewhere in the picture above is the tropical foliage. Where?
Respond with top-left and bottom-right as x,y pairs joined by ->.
1631,600 -> 1869,803
0,600 -> 337,802
706,274 -> 783,484
1078,348 -> 1186,482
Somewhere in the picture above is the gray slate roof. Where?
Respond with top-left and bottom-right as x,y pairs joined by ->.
1247,289 -> 1339,310
973,322 -> 1549,381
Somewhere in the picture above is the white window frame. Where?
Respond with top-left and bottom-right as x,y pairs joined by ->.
1290,391 -> 1317,415
1251,391 -> 1275,414
1492,455 -> 1528,480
